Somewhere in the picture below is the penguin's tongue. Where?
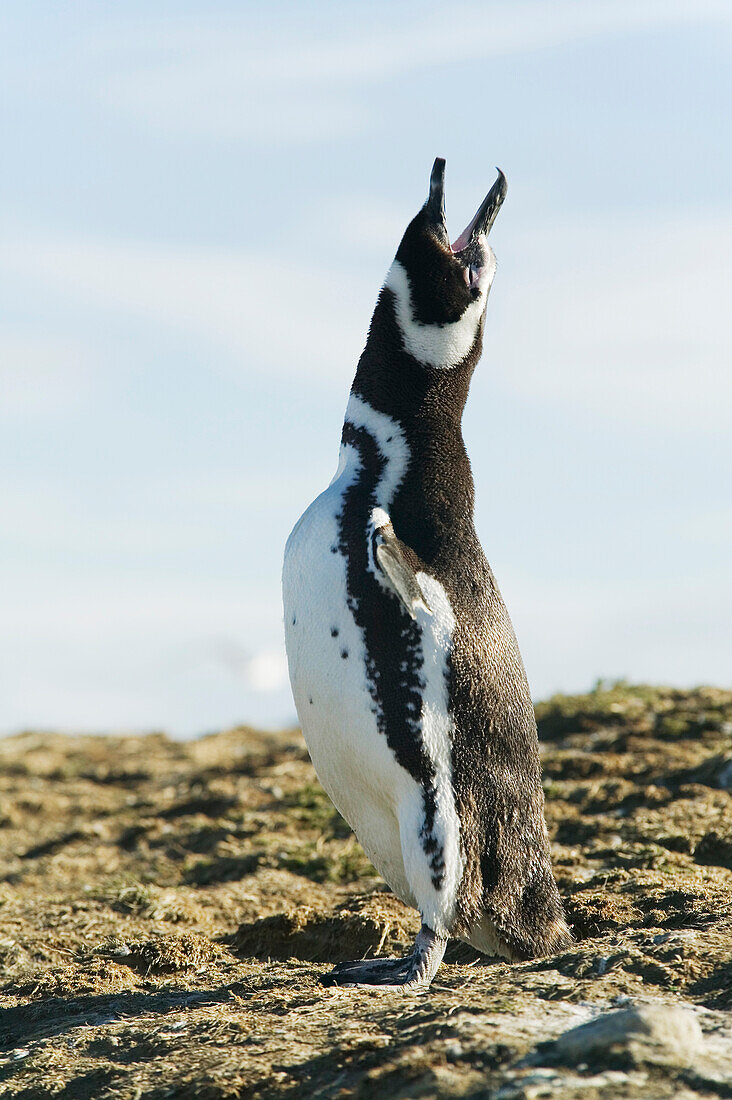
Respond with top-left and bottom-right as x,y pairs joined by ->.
451,218 -> 478,254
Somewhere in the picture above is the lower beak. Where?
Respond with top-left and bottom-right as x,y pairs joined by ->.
451,169 -> 507,252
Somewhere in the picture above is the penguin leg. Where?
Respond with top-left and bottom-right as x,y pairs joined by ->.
322,924 -> 446,991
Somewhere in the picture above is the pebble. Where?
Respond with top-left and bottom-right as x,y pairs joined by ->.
550,1003 -> 704,1067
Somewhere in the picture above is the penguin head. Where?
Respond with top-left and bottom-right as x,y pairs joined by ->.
383,158 -> 507,370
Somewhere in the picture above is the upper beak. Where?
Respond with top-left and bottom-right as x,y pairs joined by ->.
451,168 -> 507,252
425,157 -> 447,228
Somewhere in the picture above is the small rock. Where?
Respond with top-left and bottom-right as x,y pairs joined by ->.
715,757 -> 732,789
496,1069 -> 560,1100
550,1004 -> 704,1067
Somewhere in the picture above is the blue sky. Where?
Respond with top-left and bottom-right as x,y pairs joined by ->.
2,1 -> 731,735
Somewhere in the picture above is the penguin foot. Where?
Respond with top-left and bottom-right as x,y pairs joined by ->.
323,925 -> 446,992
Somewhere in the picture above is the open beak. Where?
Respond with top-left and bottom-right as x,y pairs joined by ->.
425,158 -> 507,252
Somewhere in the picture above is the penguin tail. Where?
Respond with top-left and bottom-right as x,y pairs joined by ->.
537,914 -> 574,956
465,909 -> 572,962
464,861 -> 574,962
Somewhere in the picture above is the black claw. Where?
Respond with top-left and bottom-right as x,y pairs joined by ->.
322,929 -> 446,990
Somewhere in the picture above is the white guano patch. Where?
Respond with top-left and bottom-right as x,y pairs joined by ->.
383,258 -> 495,369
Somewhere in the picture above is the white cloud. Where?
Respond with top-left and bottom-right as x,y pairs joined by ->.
3,1 -> 723,146
78,1 -> 732,143
0,333 -> 97,420
0,228 -> 371,386
242,648 -> 290,694
160,636 -> 289,695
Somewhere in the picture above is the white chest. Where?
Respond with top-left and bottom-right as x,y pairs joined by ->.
283,473 -> 415,903
281,395 -> 464,936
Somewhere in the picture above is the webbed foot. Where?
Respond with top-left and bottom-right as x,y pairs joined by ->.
322,925 -> 446,992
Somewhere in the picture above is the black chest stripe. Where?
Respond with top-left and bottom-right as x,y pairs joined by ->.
338,420 -> 446,890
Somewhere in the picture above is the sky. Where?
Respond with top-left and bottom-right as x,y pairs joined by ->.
1,1 -> 731,736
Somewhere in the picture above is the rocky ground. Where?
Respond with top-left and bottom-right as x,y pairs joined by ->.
0,683 -> 730,1098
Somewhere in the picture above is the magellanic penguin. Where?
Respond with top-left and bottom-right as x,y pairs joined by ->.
283,159 -> 571,991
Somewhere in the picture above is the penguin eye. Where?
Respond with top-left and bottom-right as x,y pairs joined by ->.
464,264 -> 480,290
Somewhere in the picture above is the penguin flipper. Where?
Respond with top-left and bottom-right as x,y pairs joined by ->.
374,524 -> 432,620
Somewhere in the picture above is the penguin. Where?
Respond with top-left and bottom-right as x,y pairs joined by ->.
282,158 -> 571,990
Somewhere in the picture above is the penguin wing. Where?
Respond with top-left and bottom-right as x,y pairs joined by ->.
373,524 -> 432,620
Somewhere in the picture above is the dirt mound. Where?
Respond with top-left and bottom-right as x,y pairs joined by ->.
231,892 -> 416,963
0,683 -> 730,1098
